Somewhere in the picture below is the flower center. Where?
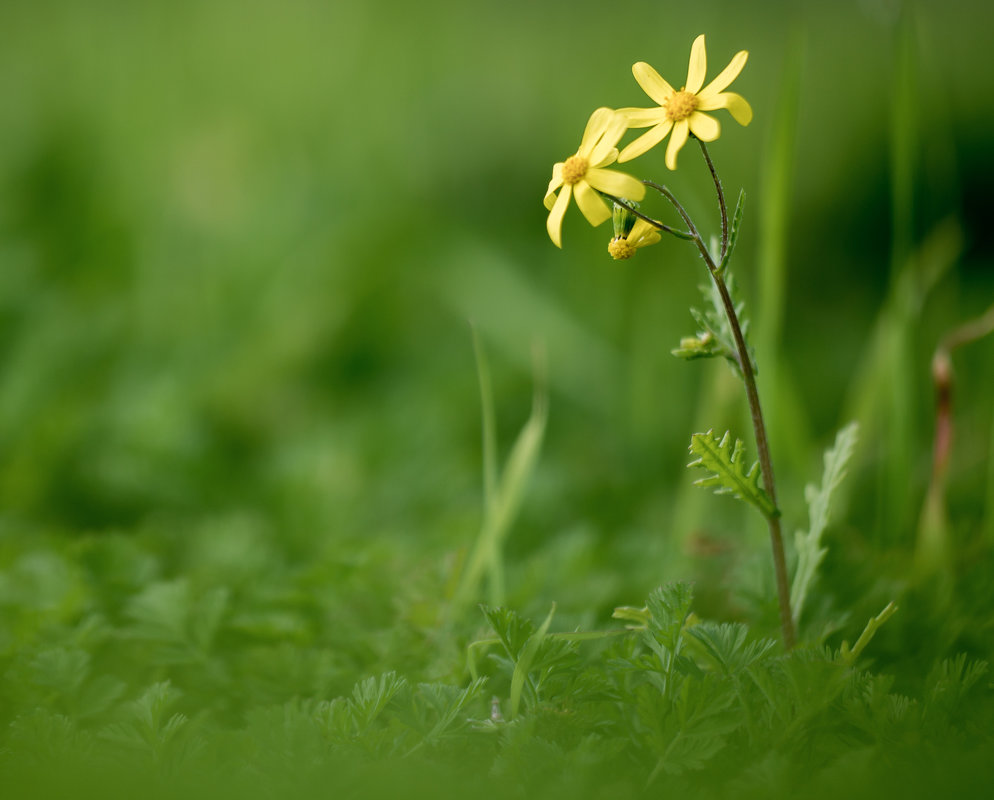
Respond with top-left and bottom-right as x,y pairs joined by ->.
562,155 -> 589,186
608,238 -> 636,260
666,90 -> 697,122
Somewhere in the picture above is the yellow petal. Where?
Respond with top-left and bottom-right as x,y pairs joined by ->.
665,119 -> 689,170
686,35 -> 707,95
698,50 -> 748,99
544,163 -> 564,209
591,147 -> 619,169
629,219 -> 654,241
588,112 -> 626,165
578,107 -> 615,155
717,92 -> 752,125
546,184 -> 572,247
574,181 -> 611,227
626,220 -> 661,249
618,106 -> 669,129
618,120 -> 673,162
632,62 -> 675,106
585,167 -> 646,201
688,111 -> 720,142
698,91 -> 753,125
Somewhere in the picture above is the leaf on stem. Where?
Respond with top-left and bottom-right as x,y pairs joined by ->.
687,430 -> 778,519
791,422 -> 859,625
672,274 -> 756,377
718,189 -> 745,274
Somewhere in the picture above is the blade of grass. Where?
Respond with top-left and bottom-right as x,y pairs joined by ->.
452,341 -> 548,611
755,30 -> 811,479
472,324 -> 498,522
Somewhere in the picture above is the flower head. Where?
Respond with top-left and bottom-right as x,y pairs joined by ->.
544,108 -> 646,248
608,218 -> 661,260
618,35 -> 752,170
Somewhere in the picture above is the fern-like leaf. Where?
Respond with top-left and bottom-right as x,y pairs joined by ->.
688,430 -> 777,519
791,422 -> 859,624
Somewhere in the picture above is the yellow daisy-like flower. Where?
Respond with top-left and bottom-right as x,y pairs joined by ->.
608,218 -> 661,260
618,34 -> 753,170
544,107 -> 646,248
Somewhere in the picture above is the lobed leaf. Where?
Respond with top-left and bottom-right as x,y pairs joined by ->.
688,430 -> 777,519
791,422 -> 859,624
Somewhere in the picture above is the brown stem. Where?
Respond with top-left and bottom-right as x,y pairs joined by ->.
698,138 -> 729,260
599,192 -> 693,240
659,154 -> 796,649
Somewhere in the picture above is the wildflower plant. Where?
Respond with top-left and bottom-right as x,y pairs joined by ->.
544,35 -> 794,647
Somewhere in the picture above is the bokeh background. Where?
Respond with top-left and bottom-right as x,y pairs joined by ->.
1,0 -> 993,695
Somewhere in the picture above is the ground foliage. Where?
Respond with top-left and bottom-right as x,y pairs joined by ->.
2,529 -> 993,800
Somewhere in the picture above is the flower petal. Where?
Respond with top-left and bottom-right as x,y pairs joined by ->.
588,112 -> 627,164
686,35 -> 707,94
544,163 -> 564,209
585,167 -> 646,201
665,119 -> 689,170
632,62 -> 675,106
591,147 -> 619,169
633,222 -> 662,248
574,181 -> 611,227
578,107 -> 615,154
618,106 -> 669,128
697,91 -> 753,125
688,111 -> 720,142
618,120 -> 673,162
699,50 -> 748,99
546,184 -> 572,247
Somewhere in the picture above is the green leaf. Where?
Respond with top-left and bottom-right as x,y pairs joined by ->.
791,422 -> 859,624
718,189 -> 746,274
687,430 -> 777,519
672,274 -> 756,377
349,672 -> 407,733
686,622 -> 776,676
453,340 -> 548,610
481,605 -> 536,662
839,602 -> 898,666
509,602 -> 555,720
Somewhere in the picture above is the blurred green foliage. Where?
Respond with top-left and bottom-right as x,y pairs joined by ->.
1,0 -> 994,796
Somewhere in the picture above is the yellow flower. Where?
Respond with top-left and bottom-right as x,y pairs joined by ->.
608,219 -> 661,260
544,107 -> 646,248
618,35 -> 752,170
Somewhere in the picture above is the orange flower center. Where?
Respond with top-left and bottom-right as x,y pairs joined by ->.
608,238 -> 636,260
666,90 -> 697,122
562,155 -> 589,186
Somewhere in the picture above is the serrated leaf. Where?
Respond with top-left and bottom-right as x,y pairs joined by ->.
674,272 -> 756,377
718,189 -> 746,273
646,583 -> 694,653
481,605 -> 536,662
349,672 -> 407,733
509,602 -> 555,719
791,422 -> 859,624
688,430 -> 777,519
687,622 -> 776,676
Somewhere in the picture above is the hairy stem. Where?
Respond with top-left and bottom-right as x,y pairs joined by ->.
642,153 -> 796,649
698,138 -> 729,260
599,192 -> 694,240
700,143 -> 794,649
